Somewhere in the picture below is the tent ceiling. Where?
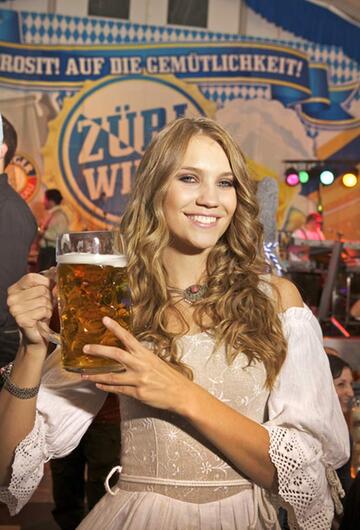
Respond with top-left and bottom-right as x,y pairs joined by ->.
311,0 -> 360,23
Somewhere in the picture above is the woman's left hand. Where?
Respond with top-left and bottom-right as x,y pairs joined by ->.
81,317 -> 194,414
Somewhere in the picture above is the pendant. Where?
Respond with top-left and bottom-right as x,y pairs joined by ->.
183,284 -> 208,304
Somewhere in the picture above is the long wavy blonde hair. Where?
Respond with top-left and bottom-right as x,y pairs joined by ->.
121,117 -> 287,388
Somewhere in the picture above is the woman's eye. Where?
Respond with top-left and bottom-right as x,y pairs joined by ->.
218,179 -> 234,188
179,175 -> 196,183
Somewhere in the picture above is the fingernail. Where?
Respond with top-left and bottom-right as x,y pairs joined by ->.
81,374 -> 89,380
103,317 -> 110,325
83,345 -> 89,353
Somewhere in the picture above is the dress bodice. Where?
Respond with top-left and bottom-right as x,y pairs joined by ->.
119,332 -> 269,502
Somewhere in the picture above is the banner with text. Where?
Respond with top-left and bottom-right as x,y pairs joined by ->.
0,8 -> 359,239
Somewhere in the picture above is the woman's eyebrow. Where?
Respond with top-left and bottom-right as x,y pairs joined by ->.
178,166 -> 234,178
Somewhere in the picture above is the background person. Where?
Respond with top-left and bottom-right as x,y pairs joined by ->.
288,212 -> 325,265
350,298 -> 360,320
288,212 -> 325,312
50,397 -> 121,530
37,188 -> 69,271
292,212 -> 325,242
325,351 -> 354,495
339,470 -> 360,530
0,113 -> 37,367
0,117 -> 349,530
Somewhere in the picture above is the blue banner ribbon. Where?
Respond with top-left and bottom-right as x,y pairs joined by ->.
0,9 -> 358,128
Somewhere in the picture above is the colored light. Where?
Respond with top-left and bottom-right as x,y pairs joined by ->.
319,169 -> 335,185
298,170 -> 309,183
286,172 -> 299,186
342,172 -> 358,188
285,167 -> 299,186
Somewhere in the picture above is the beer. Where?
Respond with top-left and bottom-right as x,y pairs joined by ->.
57,252 -> 131,373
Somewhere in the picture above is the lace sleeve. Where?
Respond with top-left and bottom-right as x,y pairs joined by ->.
0,413 -> 47,515
266,426 -> 344,529
264,306 -> 349,530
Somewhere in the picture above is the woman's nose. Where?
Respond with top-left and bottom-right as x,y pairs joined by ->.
195,183 -> 219,207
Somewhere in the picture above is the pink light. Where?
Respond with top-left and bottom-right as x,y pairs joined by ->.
286,173 -> 299,186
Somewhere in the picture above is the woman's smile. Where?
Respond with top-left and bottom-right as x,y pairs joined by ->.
184,213 -> 220,228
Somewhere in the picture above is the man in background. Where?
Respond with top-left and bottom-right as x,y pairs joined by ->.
0,114 -> 37,366
37,188 -> 69,271
292,212 -> 325,242
288,212 -> 325,313
289,211 -> 325,265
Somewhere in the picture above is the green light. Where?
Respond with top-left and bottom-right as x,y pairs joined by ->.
298,170 -> 309,183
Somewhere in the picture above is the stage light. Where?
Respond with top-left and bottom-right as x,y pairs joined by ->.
283,159 -> 359,189
285,167 -> 299,186
319,169 -> 335,186
342,172 -> 358,188
298,170 -> 310,184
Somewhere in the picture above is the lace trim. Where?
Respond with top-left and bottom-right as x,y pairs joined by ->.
0,412 -> 47,515
265,426 -> 335,530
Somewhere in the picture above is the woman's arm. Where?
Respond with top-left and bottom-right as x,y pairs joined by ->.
82,277 -> 304,490
0,273 -> 52,485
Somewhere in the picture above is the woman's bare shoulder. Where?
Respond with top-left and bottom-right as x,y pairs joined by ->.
269,275 -> 304,312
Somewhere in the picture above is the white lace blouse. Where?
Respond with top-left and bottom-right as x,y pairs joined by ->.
0,306 -> 349,530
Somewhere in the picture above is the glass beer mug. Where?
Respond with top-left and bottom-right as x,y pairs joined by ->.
38,231 -> 131,374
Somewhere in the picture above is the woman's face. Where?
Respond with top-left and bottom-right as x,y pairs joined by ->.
163,134 -> 237,254
334,367 -> 354,414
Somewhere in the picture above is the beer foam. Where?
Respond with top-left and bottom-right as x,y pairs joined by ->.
57,252 -> 127,267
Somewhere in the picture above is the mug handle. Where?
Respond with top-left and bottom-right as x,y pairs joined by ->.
37,321 -> 61,345
37,267 -> 61,345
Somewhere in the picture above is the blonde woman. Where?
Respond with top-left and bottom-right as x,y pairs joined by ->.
0,117 -> 349,529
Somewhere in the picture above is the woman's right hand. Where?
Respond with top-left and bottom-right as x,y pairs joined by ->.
7,273 -> 54,347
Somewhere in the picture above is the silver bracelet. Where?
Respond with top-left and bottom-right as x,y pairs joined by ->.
1,364 -> 40,399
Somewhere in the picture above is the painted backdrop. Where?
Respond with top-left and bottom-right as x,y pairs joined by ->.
0,7 -> 359,239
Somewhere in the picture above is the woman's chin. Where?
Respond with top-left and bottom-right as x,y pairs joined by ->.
169,237 -> 217,255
